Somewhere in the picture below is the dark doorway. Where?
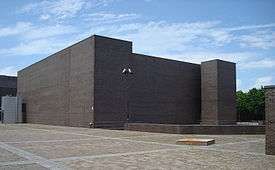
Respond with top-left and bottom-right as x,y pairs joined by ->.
22,103 -> 27,123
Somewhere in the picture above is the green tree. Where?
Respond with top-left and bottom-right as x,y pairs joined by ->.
236,87 -> 265,121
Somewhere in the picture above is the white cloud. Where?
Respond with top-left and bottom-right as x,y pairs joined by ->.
0,23 -> 77,57
85,21 -> 275,56
254,76 -> 273,88
240,58 -> 275,69
39,14 -> 51,20
0,22 -> 32,37
0,23 -> 78,57
84,12 -> 139,25
86,0 -> 119,7
22,25 -> 77,40
83,21 -> 250,63
0,67 -> 17,76
157,51 -> 250,64
0,22 -> 77,41
20,0 -> 117,21
238,30 -> 275,49
227,23 -> 275,31
206,29 -> 233,45
21,0 -> 88,21
0,22 -> 76,41
0,38 -> 72,56
91,21 -> 223,53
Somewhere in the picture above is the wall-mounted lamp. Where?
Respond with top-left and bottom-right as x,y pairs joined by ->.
122,68 -> 133,75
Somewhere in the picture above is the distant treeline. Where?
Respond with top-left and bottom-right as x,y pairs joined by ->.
236,87 -> 265,122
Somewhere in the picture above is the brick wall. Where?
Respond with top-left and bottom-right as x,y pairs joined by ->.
17,37 -> 95,127
93,36 -> 132,128
0,76 -> 17,108
265,85 -> 275,155
201,60 -> 236,125
129,54 -> 201,124
93,36 -> 201,127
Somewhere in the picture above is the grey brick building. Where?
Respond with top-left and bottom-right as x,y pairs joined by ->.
0,75 -> 17,108
17,35 -> 236,128
265,85 -> 275,155
201,60 -> 236,125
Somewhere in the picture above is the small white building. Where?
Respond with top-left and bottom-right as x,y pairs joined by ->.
1,96 -> 22,123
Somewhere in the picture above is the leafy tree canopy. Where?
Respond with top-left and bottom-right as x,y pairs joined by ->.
236,87 -> 265,121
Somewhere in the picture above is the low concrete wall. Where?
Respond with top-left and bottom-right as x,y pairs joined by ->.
125,123 -> 265,134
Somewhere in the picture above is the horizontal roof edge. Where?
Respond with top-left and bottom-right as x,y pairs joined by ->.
264,85 -> 275,89
94,35 -> 132,43
201,59 -> 236,64
132,53 -> 201,66
0,75 -> 17,78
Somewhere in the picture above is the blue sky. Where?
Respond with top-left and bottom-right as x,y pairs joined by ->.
0,0 -> 275,91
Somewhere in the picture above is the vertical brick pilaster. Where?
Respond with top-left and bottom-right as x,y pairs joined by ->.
265,85 -> 275,155
201,60 -> 236,125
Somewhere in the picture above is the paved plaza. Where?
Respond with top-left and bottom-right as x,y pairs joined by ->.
0,124 -> 274,170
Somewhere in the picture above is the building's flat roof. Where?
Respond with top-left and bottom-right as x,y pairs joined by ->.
201,59 -> 236,65
18,35 -> 235,74
133,53 -> 201,66
264,85 -> 275,89
0,75 -> 17,78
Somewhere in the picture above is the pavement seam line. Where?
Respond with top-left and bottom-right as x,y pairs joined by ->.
4,138 -> 96,144
0,160 -> 35,166
53,148 -> 177,161
197,146 -> 266,156
0,141 -> 71,170
210,139 -> 264,147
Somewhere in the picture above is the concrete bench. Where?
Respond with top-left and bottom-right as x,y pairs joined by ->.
176,138 -> 215,146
